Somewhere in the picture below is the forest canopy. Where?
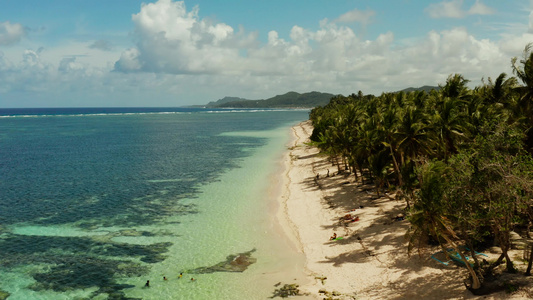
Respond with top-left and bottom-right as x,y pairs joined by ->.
308,44 -> 533,293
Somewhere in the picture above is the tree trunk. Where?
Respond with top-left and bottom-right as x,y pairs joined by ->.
352,165 -> 358,182
526,243 -> 533,276
359,167 -> 365,185
388,144 -> 403,187
498,230 -> 515,273
442,236 -> 482,290
504,250 -> 515,273
489,253 -> 505,272
526,210 -> 533,276
343,156 -> 349,171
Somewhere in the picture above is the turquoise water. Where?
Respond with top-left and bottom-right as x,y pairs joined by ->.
0,108 -> 309,299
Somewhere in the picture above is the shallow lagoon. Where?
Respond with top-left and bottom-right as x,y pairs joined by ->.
0,108 -> 309,299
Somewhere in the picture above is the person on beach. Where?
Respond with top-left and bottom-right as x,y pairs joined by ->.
330,232 -> 337,240
145,280 -> 150,287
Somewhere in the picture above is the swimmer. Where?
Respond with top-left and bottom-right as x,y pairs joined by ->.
179,272 -> 183,279
163,276 -> 167,281
145,280 -> 150,287
191,278 -> 195,281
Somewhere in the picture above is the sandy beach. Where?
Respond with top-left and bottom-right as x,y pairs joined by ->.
278,121 -> 533,300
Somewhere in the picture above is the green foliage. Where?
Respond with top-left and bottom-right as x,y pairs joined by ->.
309,44 -> 533,283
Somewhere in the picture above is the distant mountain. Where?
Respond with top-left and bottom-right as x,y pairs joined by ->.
205,96 -> 249,107
200,86 -> 440,109
206,91 -> 335,108
398,85 -> 440,93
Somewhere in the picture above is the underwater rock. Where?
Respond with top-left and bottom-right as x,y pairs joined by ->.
0,289 -> 10,300
92,285 -> 140,300
117,229 -> 158,237
0,232 -> 171,299
119,229 -> 144,237
140,253 -> 167,263
270,283 -> 300,298
189,249 -> 257,274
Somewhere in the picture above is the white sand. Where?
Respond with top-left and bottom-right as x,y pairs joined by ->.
277,121 -> 532,300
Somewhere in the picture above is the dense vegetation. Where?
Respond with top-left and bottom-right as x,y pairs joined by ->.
309,44 -> 533,292
206,91 -> 335,108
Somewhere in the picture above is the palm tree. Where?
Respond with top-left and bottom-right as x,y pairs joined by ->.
477,73 -> 518,127
440,73 -> 471,100
484,73 -> 518,106
407,161 -> 482,289
511,43 -> 533,106
375,102 -> 403,186
427,94 -> 468,160
394,104 -> 434,207
351,121 -> 375,185
368,148 -> 391,196
395,105 -> 434,164
511,43 -> 533,153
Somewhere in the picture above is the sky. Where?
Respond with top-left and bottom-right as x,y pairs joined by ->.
1,0 -> 533,108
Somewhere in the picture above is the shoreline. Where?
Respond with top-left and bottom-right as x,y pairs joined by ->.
279,121 -> 530,300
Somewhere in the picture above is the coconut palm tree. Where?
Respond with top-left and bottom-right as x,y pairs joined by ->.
368,148 -> 391,196
511,43 -> 533,153
374,102 -> 403,186
395,105 -> 434,165
394,104 -> 434,207
477,73 -> 518,128
440,73 -> 471,100
427,94 -> 469,160
407,161 -> 482,290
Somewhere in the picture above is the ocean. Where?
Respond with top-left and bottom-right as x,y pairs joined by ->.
0,107 -> 309,300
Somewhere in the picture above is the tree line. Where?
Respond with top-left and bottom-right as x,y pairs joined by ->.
308,44 -> 533,292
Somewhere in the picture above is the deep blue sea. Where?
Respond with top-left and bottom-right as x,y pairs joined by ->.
0,107 -> 309,299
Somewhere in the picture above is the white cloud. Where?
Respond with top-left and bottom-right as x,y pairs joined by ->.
498,32 -> 533,57
426,0 -> 495,19
0,0 -> 526,108
114,0 -> 242,74
529,11 -> 533,33
89,40 -> 113,51
114,48 -> 142,72
112,0 -> 511,96
0,21 -> 26,46
426,0 -> 466,18
58,57 -> 84,73
469,0 -> 495,15
333,9 -> 375,25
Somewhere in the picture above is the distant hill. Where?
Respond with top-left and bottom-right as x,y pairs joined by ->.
200,87 -> 440,109
206,91 -> 335,108
205,96 -> 249,107
398,85 -> 440,93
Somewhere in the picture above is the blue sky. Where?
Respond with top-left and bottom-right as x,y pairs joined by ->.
0,0 -> 532,107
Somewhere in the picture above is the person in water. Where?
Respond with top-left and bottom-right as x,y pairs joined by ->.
179,272 -> 183,279
163,276 -> 167,281
145,280 -> 150,287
